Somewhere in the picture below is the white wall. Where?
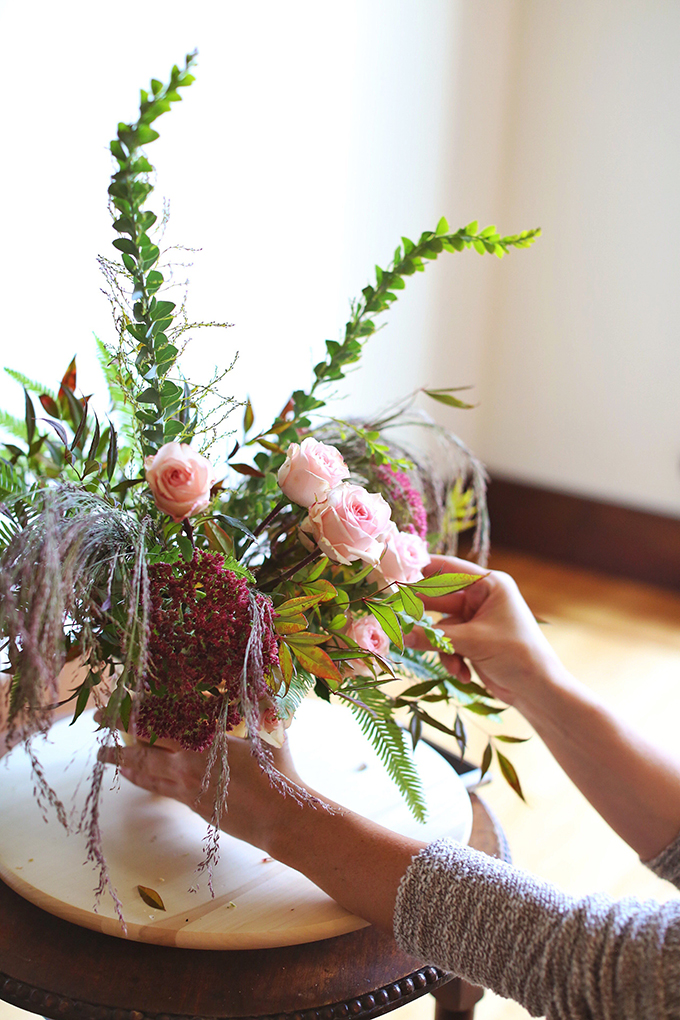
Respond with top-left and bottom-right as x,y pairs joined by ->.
0,0 -> 472,461
2,2 -> 678,518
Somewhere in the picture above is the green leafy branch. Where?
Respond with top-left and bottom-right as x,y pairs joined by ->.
301,218 -> 541,411
108,53 -> 199,456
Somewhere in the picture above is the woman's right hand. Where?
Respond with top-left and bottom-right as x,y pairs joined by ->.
408,555 -> 569,713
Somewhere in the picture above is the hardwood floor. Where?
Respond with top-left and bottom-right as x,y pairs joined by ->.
2,550 -> 680,1020
398,548 -> 680,1020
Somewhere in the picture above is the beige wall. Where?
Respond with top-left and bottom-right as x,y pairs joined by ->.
461,1 -> 680,516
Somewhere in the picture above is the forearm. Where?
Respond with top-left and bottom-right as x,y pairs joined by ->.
261,790 -> 426,929
517,663 -> 680,860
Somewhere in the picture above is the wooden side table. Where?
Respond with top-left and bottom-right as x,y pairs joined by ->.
0,795 -> 506,1020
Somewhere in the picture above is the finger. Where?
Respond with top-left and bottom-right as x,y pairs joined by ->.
438,653 -> 471,683
424,554 -> 488,578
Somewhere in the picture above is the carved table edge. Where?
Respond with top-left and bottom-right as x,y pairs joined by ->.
1,964 -> 456,1020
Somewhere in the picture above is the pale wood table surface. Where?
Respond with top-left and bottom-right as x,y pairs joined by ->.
0,793 -> 504,1020
0,700 -> 472,949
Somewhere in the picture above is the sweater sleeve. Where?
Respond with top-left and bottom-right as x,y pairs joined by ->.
645,829 -> 680,889
393,838 -> 680,1020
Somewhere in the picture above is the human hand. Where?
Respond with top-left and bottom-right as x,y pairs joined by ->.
99,734 -> 310,851
409,555 -> 567,712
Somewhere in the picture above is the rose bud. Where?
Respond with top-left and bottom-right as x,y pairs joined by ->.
144,442 -> 217,522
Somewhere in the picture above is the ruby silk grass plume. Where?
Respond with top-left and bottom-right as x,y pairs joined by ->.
0,485 -> 151,744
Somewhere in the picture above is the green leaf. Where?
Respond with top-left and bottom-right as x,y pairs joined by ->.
396,584 -> 424,620
465,702 -> 505,719
86,413 -> 101,463
366,600 -> 403,650
453,712 -> 467,757
480,741 -> 493,779
112,237 -> 139,257
423,388 -> 475,410
70,396 -> 90,451
106,422 -> 118,480
285,639 -> 342,684
409,712 -> 422,750
177,535 -> 194,561
496,749 -> 526,801
278,640 -> 294,688
399,679 -> 441,699
243,399 -> 254,434
202,519 -> 233,556
407,572 -> 483,598
276,593 -> 331,616
23,389 -> 36,445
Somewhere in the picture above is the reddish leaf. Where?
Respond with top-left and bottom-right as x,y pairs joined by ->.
58,357 -> 77,402
39,394 -> 60,418
230,463 -> 265,478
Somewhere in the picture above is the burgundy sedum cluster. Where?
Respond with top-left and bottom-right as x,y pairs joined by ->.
135,550 -> 279,751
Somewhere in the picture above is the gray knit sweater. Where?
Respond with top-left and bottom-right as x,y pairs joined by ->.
393,829 -> 680,1019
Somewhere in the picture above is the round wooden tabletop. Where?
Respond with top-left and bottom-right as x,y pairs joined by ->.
0,794 -> 506,1020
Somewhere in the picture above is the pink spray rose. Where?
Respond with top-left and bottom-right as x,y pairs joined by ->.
307,482 -> 392,566
344,614 -> 390,676
373,522 -> 431,586
277,437 -> 350,507
144,442 -> 217,522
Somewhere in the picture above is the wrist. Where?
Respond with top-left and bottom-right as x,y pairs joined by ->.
511,651 -> 582,727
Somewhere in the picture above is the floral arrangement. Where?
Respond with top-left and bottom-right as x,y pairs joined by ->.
0,54 -> 539,911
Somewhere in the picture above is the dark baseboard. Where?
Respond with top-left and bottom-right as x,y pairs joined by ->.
485,477 -> 680,592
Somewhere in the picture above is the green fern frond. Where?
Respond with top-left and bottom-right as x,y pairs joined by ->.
0,409 -> 27,441
0,516 -> 20,550
345,687 -> 427,823
0,460 -> 24,500
4,369 -> 57,401
391,647 -> 451,682
95,338 -> 126,408
277,670 -> 316,719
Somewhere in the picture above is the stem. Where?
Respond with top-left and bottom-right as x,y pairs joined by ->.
182,519 -> 195,547
251,496 -> 288,539
264,547 -> 323,588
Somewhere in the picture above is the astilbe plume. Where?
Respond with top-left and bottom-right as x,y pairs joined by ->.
135,550 -> 279,750
373,463 -> 428,538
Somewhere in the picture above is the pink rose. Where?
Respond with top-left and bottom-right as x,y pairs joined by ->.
258,703 -> 288,748
307,482 -> 392,566
230,699 -> 291,748
277,437 -> 349,507
373,523 -> 431,585
344,614 -> 390,675
144,442 -> 216,522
